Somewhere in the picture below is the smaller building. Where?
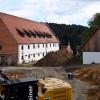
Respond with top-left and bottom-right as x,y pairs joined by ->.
80,29 -> 100,64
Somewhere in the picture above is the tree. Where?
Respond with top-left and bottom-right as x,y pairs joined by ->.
88,13 -> 100,28
47,23 -> 87,55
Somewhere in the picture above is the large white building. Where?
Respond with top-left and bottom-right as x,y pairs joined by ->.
0,12 -> 59,65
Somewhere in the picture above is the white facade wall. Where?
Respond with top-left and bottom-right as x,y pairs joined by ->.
18,43 -> 59,64
83,52 -> 100,64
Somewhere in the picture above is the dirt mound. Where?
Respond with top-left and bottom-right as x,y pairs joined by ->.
87,88 -> 100,100
34,48 -> 73,67
74,65 -> 100,84
74,65 -> 100,100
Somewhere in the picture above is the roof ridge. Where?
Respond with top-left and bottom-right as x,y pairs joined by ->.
0,12 -> 44,25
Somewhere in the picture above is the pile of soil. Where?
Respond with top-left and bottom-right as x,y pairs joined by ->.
34,48 -> 73,67
74,64 -> 100,100
87,88 -> 100,100
74,65 -> 100,84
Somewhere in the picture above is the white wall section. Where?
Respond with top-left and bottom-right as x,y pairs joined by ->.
83,52 -> 100,64
18,43 -> 59,64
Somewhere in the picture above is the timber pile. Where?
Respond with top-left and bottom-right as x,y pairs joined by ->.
34,48 -> 73,67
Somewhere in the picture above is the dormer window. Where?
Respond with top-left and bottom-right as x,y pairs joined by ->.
29,30 -> 36,38
35,31 -> 42,38
16,28 -> 25,37
42,33 -> 46,38
23,29 -> 31,38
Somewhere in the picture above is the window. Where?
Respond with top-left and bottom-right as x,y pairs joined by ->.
50,44 -> 51,47
54,43 -> 55,47
28,45 -> 30,49
33,54 -> 35,57
21,45 -> 24,50
53,43 -> 55,47
56,43 -> 58,46
46,44 -> 47,47
21,56 -> 24,60
38,53 -> 40,56
43,53 -> 45,56
33,44 -> 35,49
28,54 -> 30,58
38,44 -> 39,48
43,44 -> 44,48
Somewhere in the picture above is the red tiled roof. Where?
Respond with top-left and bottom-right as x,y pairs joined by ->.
0,12 -> 59,44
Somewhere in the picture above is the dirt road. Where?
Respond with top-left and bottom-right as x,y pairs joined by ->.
0,66 -> 92,100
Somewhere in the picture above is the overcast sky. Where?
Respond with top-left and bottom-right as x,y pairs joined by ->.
0,0 -> 100,26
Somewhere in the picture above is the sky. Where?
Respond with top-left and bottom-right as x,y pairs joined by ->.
0,0 -> 100,26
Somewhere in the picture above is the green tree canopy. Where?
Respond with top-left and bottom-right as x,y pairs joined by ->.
47,23 -> 87,54
88,13 -> 100,28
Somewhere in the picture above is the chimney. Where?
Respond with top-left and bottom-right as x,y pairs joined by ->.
67,42 -> 73,53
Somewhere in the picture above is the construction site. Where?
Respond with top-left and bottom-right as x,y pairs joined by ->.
0,48 -> 100,100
